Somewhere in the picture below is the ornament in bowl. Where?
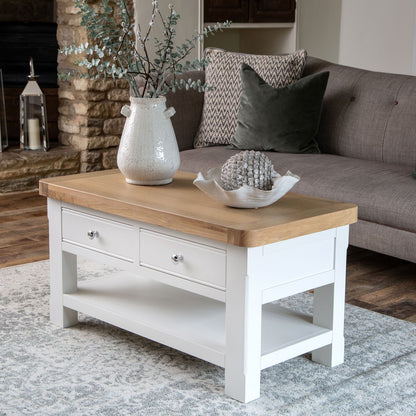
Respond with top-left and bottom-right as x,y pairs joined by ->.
193,151 -> 300,208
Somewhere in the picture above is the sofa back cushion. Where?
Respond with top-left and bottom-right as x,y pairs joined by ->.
165,71 -> 205,151
194,48 -> 307,148
304,57 -> 416,167
230,64 -> 328,153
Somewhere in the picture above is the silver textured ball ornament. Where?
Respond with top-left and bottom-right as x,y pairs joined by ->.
220,150 -> 275,191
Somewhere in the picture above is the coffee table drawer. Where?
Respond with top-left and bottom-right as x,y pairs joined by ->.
62,208 -> 137,261
139,228 -> 226,288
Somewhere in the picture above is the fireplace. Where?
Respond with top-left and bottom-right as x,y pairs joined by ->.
0,0 -> 59,145
0,0 -> 133,192
0,21 -> 59,144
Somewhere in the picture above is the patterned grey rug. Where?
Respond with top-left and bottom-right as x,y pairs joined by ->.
1,259 -> 416,416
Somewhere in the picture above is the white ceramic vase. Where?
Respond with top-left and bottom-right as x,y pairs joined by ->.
117,96 -> 180,185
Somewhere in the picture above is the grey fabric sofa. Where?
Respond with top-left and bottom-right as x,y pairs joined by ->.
165,56 -> 416,263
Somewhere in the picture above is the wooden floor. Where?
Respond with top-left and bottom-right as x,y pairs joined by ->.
1,191 -> 415,323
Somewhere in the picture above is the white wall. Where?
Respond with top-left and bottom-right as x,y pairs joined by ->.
296,0 -> 342,63
297,0 -> 416,75
338,0 -> 416,75
134,0 -> 200,61
135,0 -> 416,75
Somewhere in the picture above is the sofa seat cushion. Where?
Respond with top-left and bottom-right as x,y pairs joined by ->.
180,147 -> 416,233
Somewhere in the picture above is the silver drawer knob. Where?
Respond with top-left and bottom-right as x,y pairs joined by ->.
87,230 -> 99,240
171,254 -> 184,264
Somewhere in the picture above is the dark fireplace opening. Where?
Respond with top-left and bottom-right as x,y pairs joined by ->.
0,0 -> 58,145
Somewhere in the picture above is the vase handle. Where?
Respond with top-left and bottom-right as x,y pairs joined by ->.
121,105 -> 131,118
164,107 -> 176,119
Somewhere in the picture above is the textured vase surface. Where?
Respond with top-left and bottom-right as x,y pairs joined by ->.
117,96 -> 180,185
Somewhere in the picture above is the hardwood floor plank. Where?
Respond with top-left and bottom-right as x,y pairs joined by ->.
373,300 -> 416,320
356,281 -> 416,306
0,192 -> 47,214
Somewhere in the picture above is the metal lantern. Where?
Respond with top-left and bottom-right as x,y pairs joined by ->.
20,58 -> 49,151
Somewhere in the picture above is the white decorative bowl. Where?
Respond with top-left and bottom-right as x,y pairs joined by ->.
193,167 -> 300,209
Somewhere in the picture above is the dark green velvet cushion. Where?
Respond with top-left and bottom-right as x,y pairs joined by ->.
230,63 -> 329,153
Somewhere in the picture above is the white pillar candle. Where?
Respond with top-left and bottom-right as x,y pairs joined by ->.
28,118 -> 41,150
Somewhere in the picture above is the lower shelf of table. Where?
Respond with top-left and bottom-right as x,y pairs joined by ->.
63,272 -> 333,369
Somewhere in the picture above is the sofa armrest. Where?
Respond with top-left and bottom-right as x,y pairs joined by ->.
165,71 -> 205,151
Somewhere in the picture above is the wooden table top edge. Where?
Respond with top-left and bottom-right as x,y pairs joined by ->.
39,170 -> 358,248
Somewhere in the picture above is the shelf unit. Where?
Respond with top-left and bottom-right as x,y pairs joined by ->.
199,2 -> 297,56
205,22 -> 295,29
64,273 -> 333,370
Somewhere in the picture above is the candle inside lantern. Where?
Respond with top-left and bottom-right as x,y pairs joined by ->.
28,118 -> 41,149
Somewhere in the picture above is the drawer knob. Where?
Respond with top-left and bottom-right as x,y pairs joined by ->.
87,230 -> 99,240
171,254 -> 184,264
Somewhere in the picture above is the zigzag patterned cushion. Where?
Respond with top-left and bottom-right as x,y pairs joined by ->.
194,48 -> 307,148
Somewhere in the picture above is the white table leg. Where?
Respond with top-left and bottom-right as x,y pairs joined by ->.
225,246 -> 262,403
312,225 -> 349,366
48,198 -> 78,328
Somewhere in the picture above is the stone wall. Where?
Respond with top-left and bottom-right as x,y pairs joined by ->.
56,0 -> 133,172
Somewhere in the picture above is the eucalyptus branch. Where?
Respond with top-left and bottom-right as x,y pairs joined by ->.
155,8 -> 175,94
59,0 -> 231,98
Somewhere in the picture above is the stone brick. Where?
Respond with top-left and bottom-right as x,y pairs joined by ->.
57,26 -> 76,45
58,104 -> 76,117
65,15 -> 82,26
81,150 -> 104,172
67,91 -> 106,102
73,79 -> 89,92
107,88 -> 130,102
59,132 -> 72,146
87,102 -> 111,118
53,158 -> 80,170
0,177 -> 39,193
58,116 -> 81,134
81,149 -> 102,164
62,133 -> 92,149
116,79 -> 130,89
86,91 -> 106,102
86,135 -> 121,150
58,89 -> 75,100
0,169 -> 22,180
109,102 -> 125,118
87,119 -> 104,128
74,102 -> 89,116
0,152 -> 26,170
10,165 -> 49,178
103,118 -> 126,135
65,4 -> 79,14
42,169 -> 80,181
18,151 -> 57,165
89,79 -> 114,92
80,126 -> 103,136
69,135 -> 90,151
103,148 -> 118,169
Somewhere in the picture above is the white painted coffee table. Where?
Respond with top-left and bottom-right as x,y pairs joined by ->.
40,170 -> 357,403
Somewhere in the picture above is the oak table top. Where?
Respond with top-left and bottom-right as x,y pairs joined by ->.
39,169 -> 357,247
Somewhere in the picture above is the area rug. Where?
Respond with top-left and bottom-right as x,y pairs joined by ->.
1,259 -> 416,416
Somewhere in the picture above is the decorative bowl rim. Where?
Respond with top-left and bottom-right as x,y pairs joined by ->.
193,167 -> 300,209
